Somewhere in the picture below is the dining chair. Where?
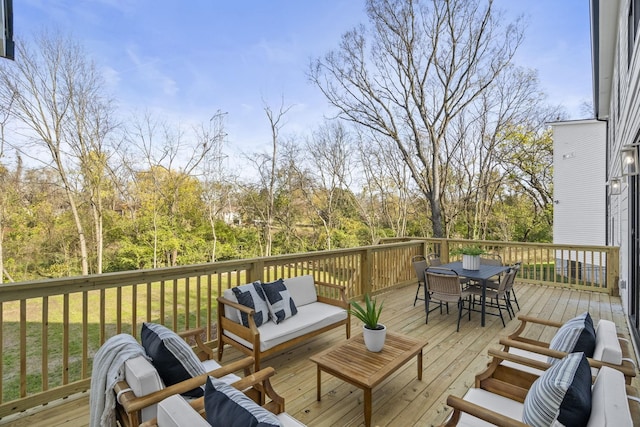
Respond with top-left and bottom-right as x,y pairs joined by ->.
506,262 -> 522,311
411,255 -> 428,306
467,268 -> 517,327
425,267 -> 472,332
426,253 -> 442,266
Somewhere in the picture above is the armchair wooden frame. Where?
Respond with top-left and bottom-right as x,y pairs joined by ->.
441,348 -> 640,426
114,327 -> 255,427
138,365 -> 285,427
504,314 -> 637,383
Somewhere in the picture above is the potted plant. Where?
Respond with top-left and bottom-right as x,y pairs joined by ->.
350,294 -> 386,352
453,246 -> 485,270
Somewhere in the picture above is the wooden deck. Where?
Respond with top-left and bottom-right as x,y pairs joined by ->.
2,282 -> 638,427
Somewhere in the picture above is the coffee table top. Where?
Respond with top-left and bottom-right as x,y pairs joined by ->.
309,331 -> 427,388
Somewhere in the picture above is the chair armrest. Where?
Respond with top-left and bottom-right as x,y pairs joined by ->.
217,296 -> 260,340
315,281 -> 349,308
116,357 -> 255,415
178,327 -> 214,361
442,395 -> 529,427
487,348 -> 551,372
500,338 -> 637,381
508,315 -> 562,341
500,338 -> 566,360
217,296 -> 257,316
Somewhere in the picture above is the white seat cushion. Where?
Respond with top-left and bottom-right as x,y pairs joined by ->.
224,302 -> 347,351
157,394 -> 211,427
124,355 -> 165,422
202,359 -> 241,385
594,319 -> 623,365
277,412 -> 307,427
587,366 -> 633,427
456,388 -> 524,426
502,347 -> 546,376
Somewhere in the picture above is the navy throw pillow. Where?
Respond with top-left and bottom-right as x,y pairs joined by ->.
204,376 -> 282,426
141,322 -> 207,398
261,278 -> 298,324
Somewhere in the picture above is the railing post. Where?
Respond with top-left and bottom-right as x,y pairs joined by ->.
607,246 -> 620,296
249,259 -> 265,283
360,248 -> 372,298
441,239 -> 450,264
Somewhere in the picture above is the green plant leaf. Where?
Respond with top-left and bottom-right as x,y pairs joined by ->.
350,293 -> 383,329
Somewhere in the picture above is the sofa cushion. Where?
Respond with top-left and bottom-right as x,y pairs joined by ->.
224,302 -> 347,351
123,355 -> 165,422
157,394 -> 211,427
593,319 -> 622,365
141,322 -> 207,398
232,281 -> 270,327
204,377 -> 282,427
548,312 -> 596,362
283,275 -> 317,307
262,278 -> 298,324
588,366 -> 633,427
523,352 -> 592,427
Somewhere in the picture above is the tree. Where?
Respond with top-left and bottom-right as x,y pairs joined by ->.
0,31 -> 117,274
124,113 -> 215,267
241,99 -> 294,257
301,121 -> 354,250
310,0 -> 523,237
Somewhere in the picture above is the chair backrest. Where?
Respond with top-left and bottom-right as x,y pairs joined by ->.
497,268 -> 517,294
480,253 -> 502,266
425,268 -> 462,303
426,253 -> 442,267
411,255 -> 428,284
505,262 -> 521,291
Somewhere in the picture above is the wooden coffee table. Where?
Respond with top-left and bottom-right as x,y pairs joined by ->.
309,332 -> 427,427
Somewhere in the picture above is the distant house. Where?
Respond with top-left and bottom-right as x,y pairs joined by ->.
551,119 -> 607,283
591,0 -> 640,346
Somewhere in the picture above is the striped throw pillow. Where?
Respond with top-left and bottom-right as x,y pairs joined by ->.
523,352 -> 592,427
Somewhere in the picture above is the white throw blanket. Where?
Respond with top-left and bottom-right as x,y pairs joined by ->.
89,334 -> 149,427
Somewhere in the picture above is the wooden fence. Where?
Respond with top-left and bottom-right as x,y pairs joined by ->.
0,239 -> 619,418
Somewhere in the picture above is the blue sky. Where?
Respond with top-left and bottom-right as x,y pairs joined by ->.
15,0 -> 592,161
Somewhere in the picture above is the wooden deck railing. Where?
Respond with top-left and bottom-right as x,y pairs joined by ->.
0,239 -> 619,418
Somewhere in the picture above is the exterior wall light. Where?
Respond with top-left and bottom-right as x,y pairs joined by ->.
620,145 -> 639,176
610,178 -> 622,195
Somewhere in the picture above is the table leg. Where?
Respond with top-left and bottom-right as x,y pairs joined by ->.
364,387 -> 372,427
417,349 -> 423,380
316,366 -> 321,401
481,279 -> 486,327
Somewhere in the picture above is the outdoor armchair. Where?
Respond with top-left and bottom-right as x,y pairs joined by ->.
500,313 -> 637,383
440,349 -> 640,426
138,366 -> 306,427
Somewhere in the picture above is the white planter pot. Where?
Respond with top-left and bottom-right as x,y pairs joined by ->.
462,254 -> 480,270
363,324 -> 386,352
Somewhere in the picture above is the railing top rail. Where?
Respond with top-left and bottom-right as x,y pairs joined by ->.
380,237 -> 618,251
